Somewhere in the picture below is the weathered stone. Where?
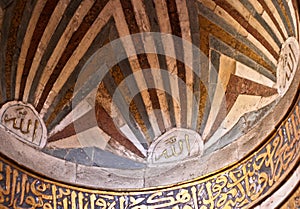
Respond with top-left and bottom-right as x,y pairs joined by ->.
147,128 -> 203,164
0,101 -> 47,149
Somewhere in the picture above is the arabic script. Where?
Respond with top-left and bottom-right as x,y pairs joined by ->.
148,128 -> 203,164
0,101 -> 47,149
277,37 -> 299,96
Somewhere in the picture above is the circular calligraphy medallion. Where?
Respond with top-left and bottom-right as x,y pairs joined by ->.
277,37 -> 300,96
147,128 -> 203,164
0,101 -> 47,149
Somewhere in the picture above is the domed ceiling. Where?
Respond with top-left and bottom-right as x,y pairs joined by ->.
0,0 -> 299,183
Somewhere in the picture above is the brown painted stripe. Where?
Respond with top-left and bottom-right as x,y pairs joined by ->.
166,0 -> 187,128
187,0 -> 202,130
272,0 -> 294,36
120,0 -> 166,134
258,0 -> 286,40
18,0 -> 59,101
95,102 -> 145,158
200,28 -> 209,56
0,2 -> 15,103
143,0 -> 177,129
109,23 -> 155,142
199,15 -> 276,76
197,81 -> 208,131
44,19 -> 113,129
292,0 -> 299,40
109,64 -> 152,143
5,0 -> 27,100
240,0 -> 281,47
197,28 -> 210,131
48,104 -> 145,158
213,0 -> 279,60
206,74 -> 278,140
45,86 -> 73,128
12,0 -> 38,99
204,96 -> 227,141
102,62 -> 152,146
27,0 -> 82,104
226,74 -> 278,111
117,59 -> 156,142
35,0 -> 109,112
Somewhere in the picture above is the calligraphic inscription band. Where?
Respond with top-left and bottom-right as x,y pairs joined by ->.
0,96 -> 300,208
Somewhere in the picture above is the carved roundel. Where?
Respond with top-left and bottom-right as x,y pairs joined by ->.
148,128 -> 203,164
0,101 -> 47,149
277,37 -> 300,96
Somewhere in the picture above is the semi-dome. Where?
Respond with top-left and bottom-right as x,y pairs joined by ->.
0,0 -> 299,208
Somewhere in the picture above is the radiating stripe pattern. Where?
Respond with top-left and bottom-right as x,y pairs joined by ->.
0,0 -> 299,167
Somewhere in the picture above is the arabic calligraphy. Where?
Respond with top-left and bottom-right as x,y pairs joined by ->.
154,135 -> 190,161
148,128 -> 203,164
0,101 -> 47,149
277,37 -> 300,96
0,96 -> 299,208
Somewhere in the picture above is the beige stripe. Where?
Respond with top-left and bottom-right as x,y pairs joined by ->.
202,1 -> 278,65
113,0 -> 161,139
248,0 -> 264,15
202,54 -> 236,139
235,61 -> 276,88
154,0 -> 181,128
227,0 -> 280,56
261,11 -> 284,44
132,0 -> 172,130
176,0 -> 194,129
215,5 -> 277,66
197,0 -> 216,10
48,89 -> 95,136
40,0 -> 111,117
213,5 -> 248,37
22,0 -> 71,102
264,0 -> 289,39
77,127 -> 110,150
247,32 -> 277,65
34,0 -> 94,107
97,83 -> 147,155
223,94 -> 278,130
248,15 -> 280,54
288,0 -> 298,38
226,0 -> 280,55
226,0 -> 251,21
47,134 -> 82,149
15,0 -> 47,100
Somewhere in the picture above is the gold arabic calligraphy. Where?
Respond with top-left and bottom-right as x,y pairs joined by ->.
3,108 -> 39,141
155,134 -> 191,161
0,102 -> 46,148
